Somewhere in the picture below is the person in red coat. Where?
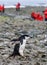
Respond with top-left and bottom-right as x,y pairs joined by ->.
31,12 -> 35,19
31,12 -> 38,20
43,8 -> 47,21
16,3 -> 20,11
0,4 -> 4,13
31,12 -> 43,21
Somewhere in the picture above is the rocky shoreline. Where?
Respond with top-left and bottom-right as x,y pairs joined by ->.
0,7 -> 47,65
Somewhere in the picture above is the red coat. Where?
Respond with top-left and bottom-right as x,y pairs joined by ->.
31,12 -> 38,19
44,8 -> 47,18
0,5 -> 4,11
37,15 -> 43,21
16,3 -> 20,9
31,12 -> 43,21
36,13 -> 43,21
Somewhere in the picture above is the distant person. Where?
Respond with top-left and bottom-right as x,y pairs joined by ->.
31,12 -> 35,19
0,4 -> 5,13
43,8 -> 47,21
31,12 -> 43,21
31,12 -> 38,20
16,3 -> 20,11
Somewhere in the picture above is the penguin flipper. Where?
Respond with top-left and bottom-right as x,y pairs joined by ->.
11,39 -> 19,42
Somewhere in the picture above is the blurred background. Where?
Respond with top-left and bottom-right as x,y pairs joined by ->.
0,0 -> 47,6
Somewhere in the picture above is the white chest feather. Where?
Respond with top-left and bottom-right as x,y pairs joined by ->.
19,39 -> 26,56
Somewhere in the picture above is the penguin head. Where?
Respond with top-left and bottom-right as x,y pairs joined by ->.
21,34 -> 31,40
24,35 -> 30,40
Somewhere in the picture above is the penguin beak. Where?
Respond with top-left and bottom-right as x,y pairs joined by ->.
30,36 -> 32,38
28,35 -> 33,38
27,36 -> 32,39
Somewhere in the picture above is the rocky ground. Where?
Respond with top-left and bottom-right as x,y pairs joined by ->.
0,7 -> 47,65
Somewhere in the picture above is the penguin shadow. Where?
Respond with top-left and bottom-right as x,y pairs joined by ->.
7,53 -> 26,60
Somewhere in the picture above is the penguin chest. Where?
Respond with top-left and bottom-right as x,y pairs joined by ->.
19,39 -> 26,56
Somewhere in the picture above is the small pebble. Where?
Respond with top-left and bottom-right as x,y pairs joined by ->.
41,55 -> 46,58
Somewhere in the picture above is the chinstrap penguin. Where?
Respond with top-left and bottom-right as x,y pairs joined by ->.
9,35 -> 32,58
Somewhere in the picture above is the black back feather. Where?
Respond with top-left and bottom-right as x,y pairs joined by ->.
9,43 -> 20,57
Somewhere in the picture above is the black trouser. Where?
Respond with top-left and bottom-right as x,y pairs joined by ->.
45,18 -> 47,21
16,8 -> 20,11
